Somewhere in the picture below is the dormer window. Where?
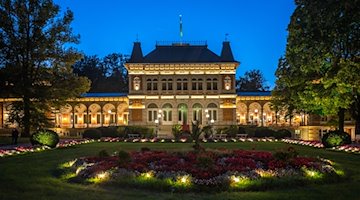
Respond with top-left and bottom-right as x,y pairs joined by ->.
133,77 -> 140,91
224,76 -> 231,90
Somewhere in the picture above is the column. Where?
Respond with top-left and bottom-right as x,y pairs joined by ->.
72,106 -> 75,128
246,103 -> 250,124
86,106 -> 89,128
261,104 -> 264,127
100,106 -> 103,127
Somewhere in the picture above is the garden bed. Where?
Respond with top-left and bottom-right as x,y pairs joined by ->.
59,147 -> 344,192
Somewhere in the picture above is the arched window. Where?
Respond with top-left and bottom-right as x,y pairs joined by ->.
212,78 -> 218,90
146,79 -> 152,91
152,79 -> 158,90
168,79 -> 173,90
182,79 -> 188,90
147,103 -> 158,122
133,77 -> 140,91
198,79 -> 203,90
192,78 -> 197,90
224,76 -> 231,90
206,78 -> 212,90
192,103 -> 202,124
162,79 -> 167,90
178,104 -> 188,125
162,103 -> 173,123
177,78 -> 182,90
206,103 -> 218,122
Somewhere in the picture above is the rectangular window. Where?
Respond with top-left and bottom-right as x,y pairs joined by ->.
198,82 -> 203,90
153,83 -> 158,90
192,82 -> 196,90
207,82 -> 211,90
168,82 -> 173,90
183,82 -> 187,90
147,82 -> 151,90
162,82 -> 167,90
177,82 -> 182,90
213,82 -> 218,90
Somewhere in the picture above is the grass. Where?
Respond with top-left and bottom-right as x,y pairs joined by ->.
0,142 -> 359,200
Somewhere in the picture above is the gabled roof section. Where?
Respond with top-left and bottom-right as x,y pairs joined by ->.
143,44 -> 221,63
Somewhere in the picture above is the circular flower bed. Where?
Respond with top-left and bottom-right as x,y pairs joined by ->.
59,148 -> 344,192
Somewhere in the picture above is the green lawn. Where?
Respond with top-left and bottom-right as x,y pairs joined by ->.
0,142 -> 359,200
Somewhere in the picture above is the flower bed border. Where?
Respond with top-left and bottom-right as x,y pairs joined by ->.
58,149 -> 345,192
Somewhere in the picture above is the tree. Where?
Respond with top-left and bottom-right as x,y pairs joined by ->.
72,53 -> 128,92
0,0 -> 90,136
277,0 -> 360,133
236,69 -> 269,92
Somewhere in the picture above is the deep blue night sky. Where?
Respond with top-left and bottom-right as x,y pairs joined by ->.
54,0 -> 295,88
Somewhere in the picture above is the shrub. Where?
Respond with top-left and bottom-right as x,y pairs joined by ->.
98,149 -> 110,158
179,132 -> 192,142
140,147 -> 151,152
322,130 -> 351,148
254,127 -> 277,138
275,129 -> 292,139
30,130 -> 59,148
202,125 -> 213,139
191,121 -> 203,151
117,126 -> 127,138
273,147 -> 298,161
196,156 -> 214,170
171,124 -> 182,140
83,129 -> 102,139
118,150 -> 131,166
125,126 -> 154,138
238,126 -> 247,135
223,125 -> 238,138
97,127 -> 119,138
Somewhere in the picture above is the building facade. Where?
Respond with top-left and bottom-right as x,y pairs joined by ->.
125,41 -> 238,136
0,41 -> 356,140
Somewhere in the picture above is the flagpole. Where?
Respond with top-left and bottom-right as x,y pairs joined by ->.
179,14 -> 183,45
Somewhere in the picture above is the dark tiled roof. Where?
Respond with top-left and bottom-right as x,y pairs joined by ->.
128,42 -> 144,63
127,41 -> 237,63
143,45 -> 222,63
220,41 -> 235,62
81,93 -> 128,97
237,91 -> 272,96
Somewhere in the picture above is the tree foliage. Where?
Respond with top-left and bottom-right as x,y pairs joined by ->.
273,0 -> 360,132
0,0 -> 90,135
72,53 -> 128,92
236,69 -> 269,92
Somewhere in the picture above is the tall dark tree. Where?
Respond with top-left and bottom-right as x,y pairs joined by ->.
72,55 -> 104,92
236,69 -> 269,92
72,53 -> 128,92
0,0 -> 90,135
276,0 -> 360,132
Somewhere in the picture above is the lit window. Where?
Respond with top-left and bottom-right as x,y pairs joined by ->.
224,76 -> 231,90
133,77 -> 140,91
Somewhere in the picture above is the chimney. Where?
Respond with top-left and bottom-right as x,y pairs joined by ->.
129,42 -> 144,63
220,41 -> 235,62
